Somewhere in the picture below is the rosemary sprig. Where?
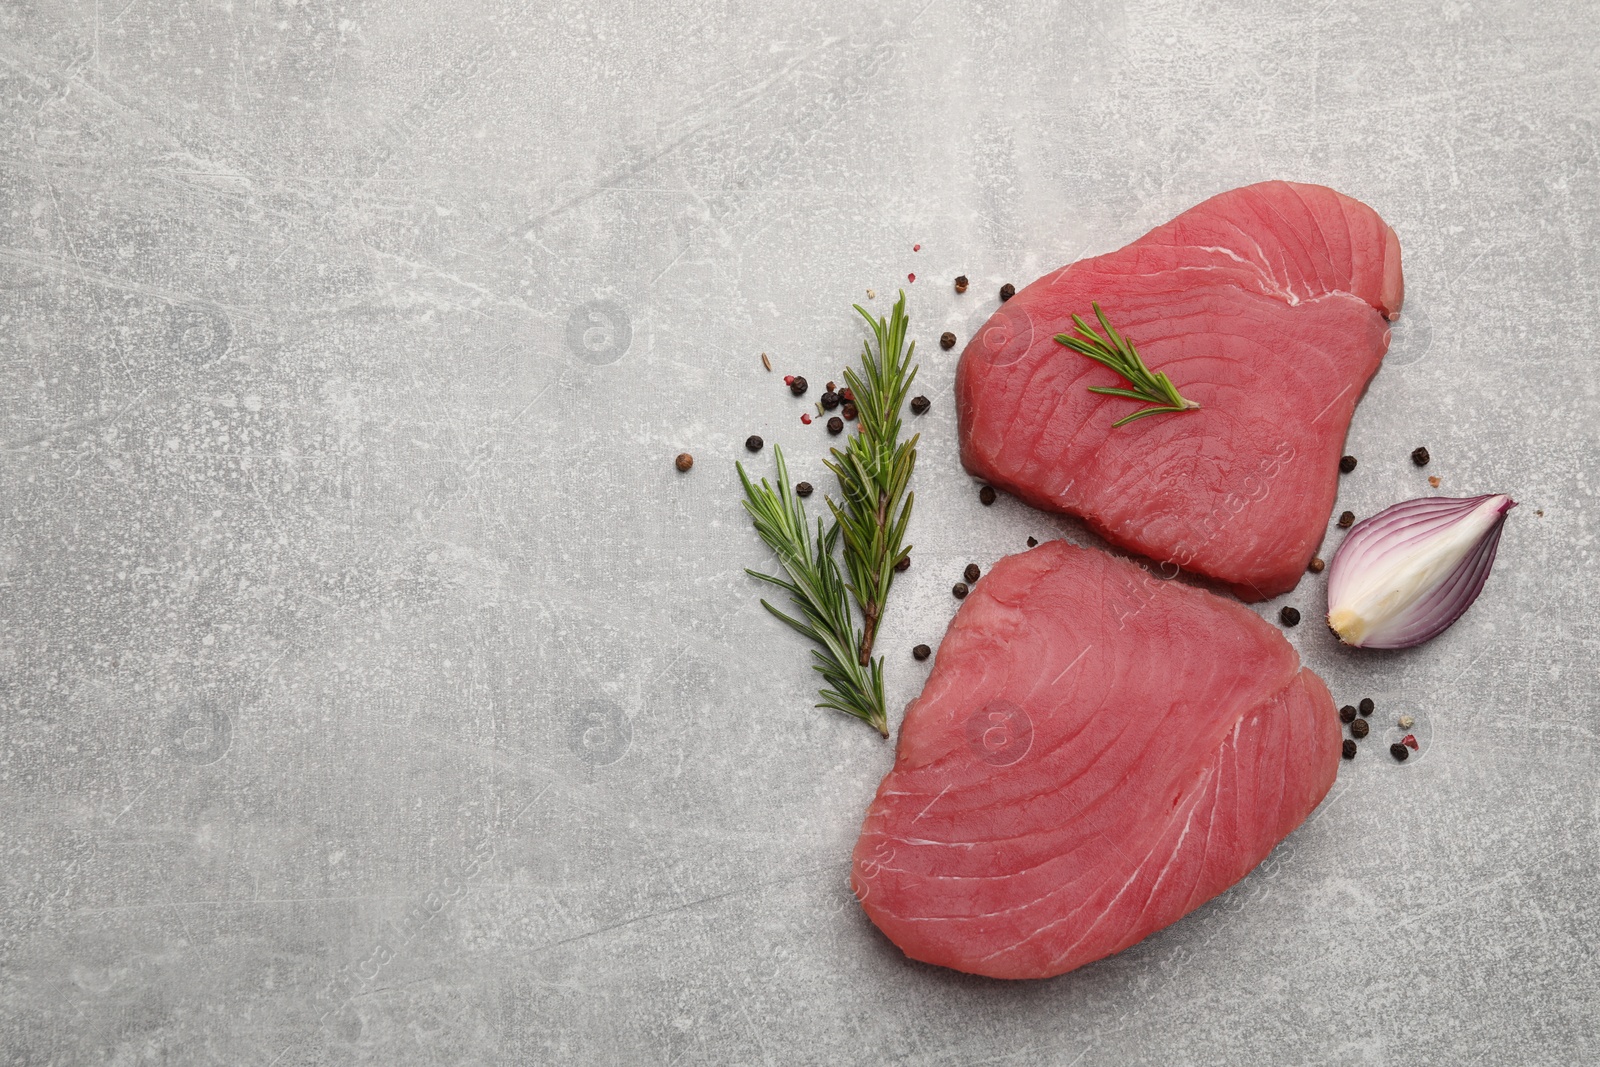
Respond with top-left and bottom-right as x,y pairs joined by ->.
825,291 -> 919,666
1055,303 -> 1200,427
737,445 -> 889,736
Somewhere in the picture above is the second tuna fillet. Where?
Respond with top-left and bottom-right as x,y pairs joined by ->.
851,542 -> 1340,979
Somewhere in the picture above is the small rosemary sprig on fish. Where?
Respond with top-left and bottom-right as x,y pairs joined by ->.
738,446 -> 889,736
1055,303 -> 1200,427
826,291 -> 919,666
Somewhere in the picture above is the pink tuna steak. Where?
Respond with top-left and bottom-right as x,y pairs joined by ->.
851,541 -> 1339,980
956,181 -> 1403,601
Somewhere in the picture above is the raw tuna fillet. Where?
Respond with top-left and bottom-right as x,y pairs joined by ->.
956,181 -> 1403,601
851,541 -> 1339,980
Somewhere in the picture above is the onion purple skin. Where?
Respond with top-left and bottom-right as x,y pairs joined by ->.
1326,494 -> 1516,650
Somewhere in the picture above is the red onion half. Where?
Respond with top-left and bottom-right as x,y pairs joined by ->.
1325,494 -> 1516,649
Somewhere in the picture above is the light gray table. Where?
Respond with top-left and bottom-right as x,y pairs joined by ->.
2,1 -> 1596,1063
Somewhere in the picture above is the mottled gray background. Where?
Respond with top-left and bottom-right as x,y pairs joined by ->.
1,0 -> 1596,1063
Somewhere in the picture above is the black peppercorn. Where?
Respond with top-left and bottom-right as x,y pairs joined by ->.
964,563 -> 980,583
1358,697 -> 1374,716
795,481 -> 813,498
940,331 -> 957,350
1308,557 -> 1325,573
894,555 -> 910,572
1338,510 -> 1355,528
1339,705 -> 1357,724
820,390 -> 840,411
952,582 -> 969,599
675,453 -> 694,472
910,395 -> 930,415
1342,739 -> 1357,760
954,275 -> 969,293
1280,606 -> 1301,627
745,435 -> 764,453
1412,446 -> 1430,466
1340,455 -> 1357,473
913,643 -> 931,661
841,402 -> 858,421
979,486 -> 997,506
999,283 -> 1015,302
826,416 -> 844,435
1026,536 -> 1038,547
1390,742 -> 1410,762
789,375 -> 808,397
1350,718 -> 1370,739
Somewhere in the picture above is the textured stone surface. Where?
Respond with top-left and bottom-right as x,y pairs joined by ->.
1,1 -> 1595,1063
